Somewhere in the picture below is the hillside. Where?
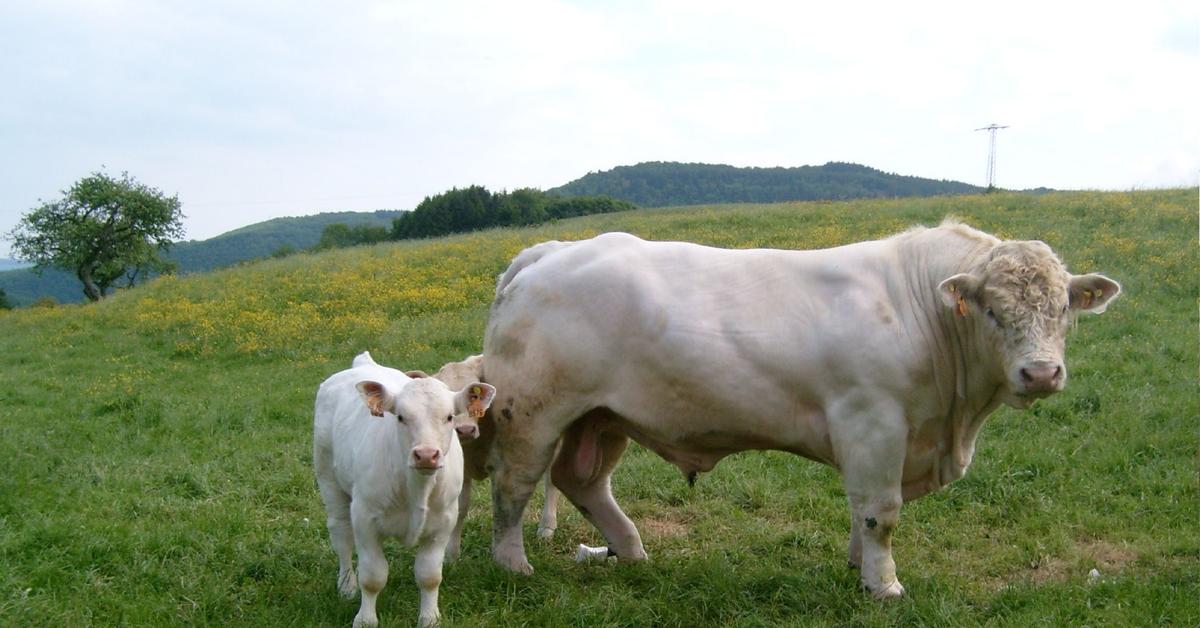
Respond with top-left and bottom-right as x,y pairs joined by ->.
0,189 -> 1194,625
549,161 -> 984,206
0,209 -> 402,305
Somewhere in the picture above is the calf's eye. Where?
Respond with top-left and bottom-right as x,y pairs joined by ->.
446,414 -> 453,423
985,308 -> 1001,327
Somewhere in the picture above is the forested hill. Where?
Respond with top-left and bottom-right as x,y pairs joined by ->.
548,161 -> 984,206
0,209 -> 401,306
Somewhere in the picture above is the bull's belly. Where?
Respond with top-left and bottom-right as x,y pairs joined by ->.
594,396 -> 836,477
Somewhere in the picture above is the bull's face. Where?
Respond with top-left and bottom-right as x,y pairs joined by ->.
938,240 -> 1120,409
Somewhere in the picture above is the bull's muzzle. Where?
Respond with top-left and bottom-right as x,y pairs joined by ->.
1018,360 -> 1065,395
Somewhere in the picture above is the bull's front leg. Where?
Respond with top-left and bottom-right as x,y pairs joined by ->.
830,397 -> 907,600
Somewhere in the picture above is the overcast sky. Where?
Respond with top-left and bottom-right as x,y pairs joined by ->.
1,1 -> 1196,257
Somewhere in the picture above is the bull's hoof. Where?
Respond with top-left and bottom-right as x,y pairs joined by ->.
869,579 -> 906,600
494,552 -> 534,576
417,612 -> 441,628
536,526 -> 556,540
351,612 -> 378,628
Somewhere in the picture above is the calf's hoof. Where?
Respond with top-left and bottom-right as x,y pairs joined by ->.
536,526 -> 556,540
351,612 -> 378,628
417,612 -> 441,627
337,571 -> 359,599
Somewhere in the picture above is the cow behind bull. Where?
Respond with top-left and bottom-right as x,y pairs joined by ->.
478,220 -> 1119,599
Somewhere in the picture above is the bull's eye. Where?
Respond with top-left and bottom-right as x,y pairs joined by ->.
985,308 -> 1001,327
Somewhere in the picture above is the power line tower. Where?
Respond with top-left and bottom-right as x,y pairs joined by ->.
975,123 -> 1009,190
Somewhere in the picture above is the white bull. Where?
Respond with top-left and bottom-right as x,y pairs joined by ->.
479,221 -> 1120,598
420,354 -> 562,561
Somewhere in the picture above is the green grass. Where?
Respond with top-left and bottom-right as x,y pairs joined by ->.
1,189 -> 1196,626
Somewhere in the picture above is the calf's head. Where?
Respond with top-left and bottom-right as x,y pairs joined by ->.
938,240 -> 1120,408
356,377 -> 496,473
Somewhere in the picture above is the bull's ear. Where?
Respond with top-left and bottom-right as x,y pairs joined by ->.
455,382 -> 497,420
405,370 -> 430,379
356,380 -> 394,417
1069,274 -> 1121,314
937,273 -> 980,316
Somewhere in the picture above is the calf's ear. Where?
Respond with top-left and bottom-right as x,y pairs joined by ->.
456,383 -> 497,420
1069,274 -> 1121,314
937,273 -> 980,316
356,380 -> 395,417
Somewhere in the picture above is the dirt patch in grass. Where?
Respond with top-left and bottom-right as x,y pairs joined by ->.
992,539 -> 1139,589
640,516 -> 689,540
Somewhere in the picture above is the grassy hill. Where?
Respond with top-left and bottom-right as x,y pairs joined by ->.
0,189 -> 1195,625
0,209 -> 402,306
549,161 -> 985,206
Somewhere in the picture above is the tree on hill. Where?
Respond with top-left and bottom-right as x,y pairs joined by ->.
6,171 -> 184,301
0,287 -> 11,310
314,223 -> 390,250
391,186 -> 635,241
548,161 -> 984,206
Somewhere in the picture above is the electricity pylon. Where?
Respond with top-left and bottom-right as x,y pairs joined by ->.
975,123 -> 1009,190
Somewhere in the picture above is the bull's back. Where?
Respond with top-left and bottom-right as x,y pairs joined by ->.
485,234 -> 908,444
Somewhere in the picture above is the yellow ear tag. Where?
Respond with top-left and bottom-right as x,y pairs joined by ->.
468,386 -> 487,419
956,295 -> 968,317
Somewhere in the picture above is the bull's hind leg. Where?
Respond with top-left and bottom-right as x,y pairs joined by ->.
552,412 -> 647,562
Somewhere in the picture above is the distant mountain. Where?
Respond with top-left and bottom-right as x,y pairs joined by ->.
548,161 -> 983,207
0,259 -> 31,272
0,209 -> 402,306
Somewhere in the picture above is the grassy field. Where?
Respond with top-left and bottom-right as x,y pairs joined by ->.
1,189 -> 1196,626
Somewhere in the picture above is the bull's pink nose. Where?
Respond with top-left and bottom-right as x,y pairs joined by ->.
1020,362 -> 1063,392
412,446 -> 442,468
455,424 -> 479,440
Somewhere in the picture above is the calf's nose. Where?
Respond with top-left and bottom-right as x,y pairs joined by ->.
455,424 -> 479,440
1020,361 -> 1063,393
411,446 -> 442,469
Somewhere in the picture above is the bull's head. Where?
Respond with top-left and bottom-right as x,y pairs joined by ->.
938,240 -> 1120,408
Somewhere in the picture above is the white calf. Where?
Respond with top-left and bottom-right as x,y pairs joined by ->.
425,354 -> 560,561
314,351 -> 495,627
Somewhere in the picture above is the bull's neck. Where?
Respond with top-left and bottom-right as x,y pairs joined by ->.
898,231 -> 1006,489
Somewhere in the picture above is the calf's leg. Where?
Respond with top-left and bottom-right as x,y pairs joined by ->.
537,470 -> 559,540
414,532 -> 450,628
316,474 -> 358,598
445,475 -> 472,562
351,513 -> 389,627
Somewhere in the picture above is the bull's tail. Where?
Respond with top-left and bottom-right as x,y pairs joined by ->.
495,240 -> 574,296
